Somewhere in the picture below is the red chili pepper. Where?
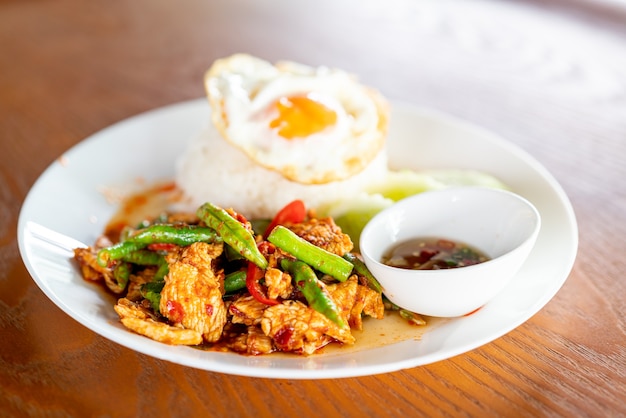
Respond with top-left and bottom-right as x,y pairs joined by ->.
246,261 -> 279,306
257,240 -> 275,255
263,199 -> 306,238
231,210 -> 249,226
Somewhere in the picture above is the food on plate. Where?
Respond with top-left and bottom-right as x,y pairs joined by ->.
176,53 -> 507,232
75,54 -> 509,355
176,53 -> 390,220
75,200 -> 403,355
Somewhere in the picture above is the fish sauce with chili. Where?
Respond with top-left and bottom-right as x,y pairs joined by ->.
382,237 -> 490,270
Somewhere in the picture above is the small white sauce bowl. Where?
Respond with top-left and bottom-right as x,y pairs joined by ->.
359,187 -> 541,317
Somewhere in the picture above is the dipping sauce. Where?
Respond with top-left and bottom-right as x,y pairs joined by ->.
382,237 -> 490,270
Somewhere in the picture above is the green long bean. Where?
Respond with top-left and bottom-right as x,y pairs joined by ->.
196,202 -> 268,269
141,280 -> 165,313
383,297 -> 426,326
126,224 -> 220,246
113,261 -> 131,289
121,249 -> 166,266
281,259 -> 347,329
96,224 -> 220,266
268,226 -> 353,282
342,253 -> 383,293
122,249 -> 169,281
154,262 -> 169,282
97,241 -> 145,266
224,270 -> 247,294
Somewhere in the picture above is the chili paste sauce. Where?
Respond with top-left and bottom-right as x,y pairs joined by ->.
382,237 -> 489,270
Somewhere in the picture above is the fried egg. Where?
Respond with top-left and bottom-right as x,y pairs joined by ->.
204,54 -> 389,184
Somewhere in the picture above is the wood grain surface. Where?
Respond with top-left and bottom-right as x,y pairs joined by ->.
1,0 -> 625,416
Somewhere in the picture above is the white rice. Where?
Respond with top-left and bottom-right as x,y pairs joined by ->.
175,123 -> 389,219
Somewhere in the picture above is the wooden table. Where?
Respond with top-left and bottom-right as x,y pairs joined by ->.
2,0 -> 625,416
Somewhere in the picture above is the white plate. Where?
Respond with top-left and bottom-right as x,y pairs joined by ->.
17,99 -> 578,379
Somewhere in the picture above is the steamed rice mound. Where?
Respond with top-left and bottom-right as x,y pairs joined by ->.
175,122 -> 389,220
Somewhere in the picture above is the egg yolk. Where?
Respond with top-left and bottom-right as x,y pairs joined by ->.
269,95 -> 337,139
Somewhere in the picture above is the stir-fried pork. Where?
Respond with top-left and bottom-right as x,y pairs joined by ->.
73,247 -> 124,294
159,241 -> 227,342
229,295 -> 267,326
73,204 -> 401,356
224,325 -> 275,355
264,267 -> 293,299
114,298 -> 203,345
125,267 -> 157,302
261,300 -> 356,355
287,217 -> 353,256
328,276 -> 385,330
